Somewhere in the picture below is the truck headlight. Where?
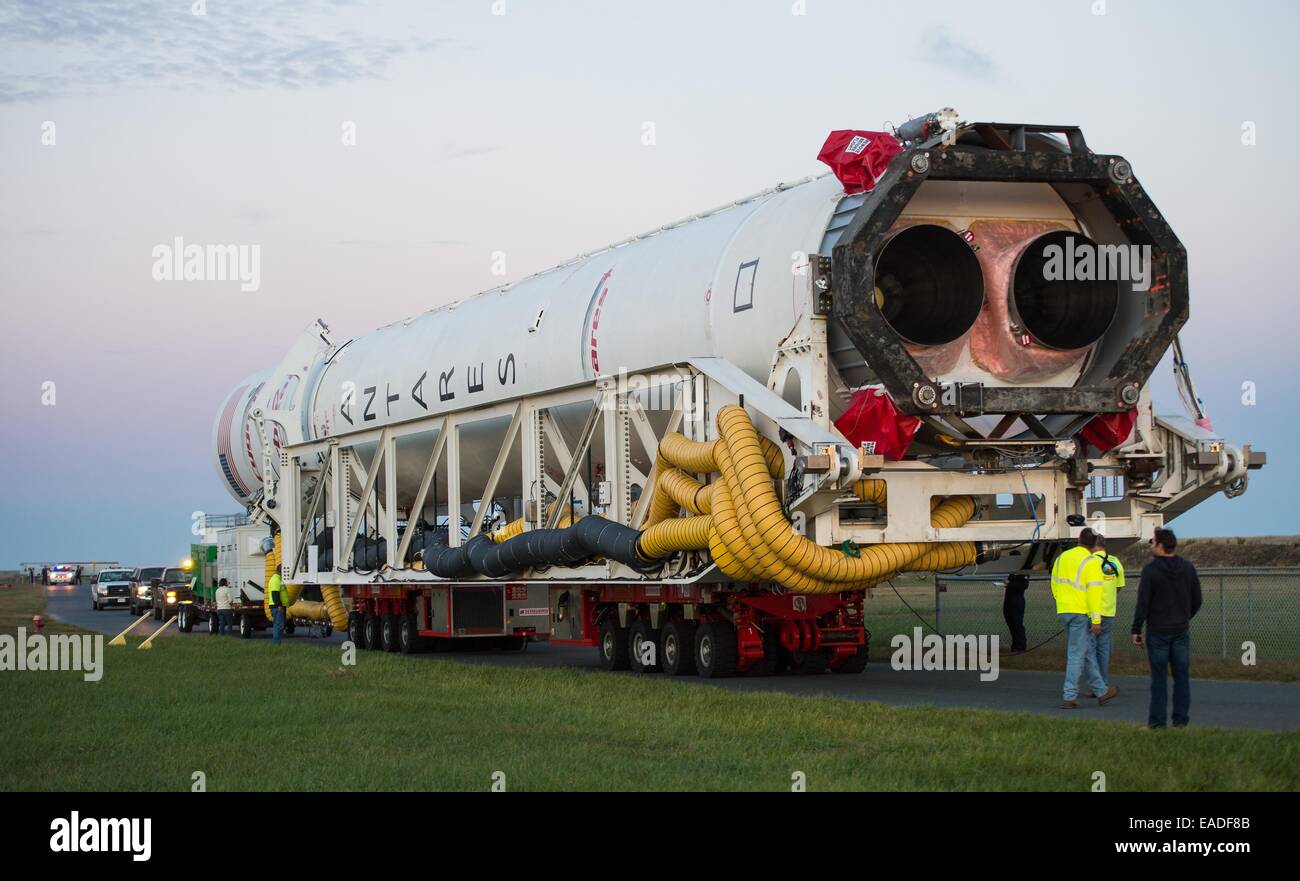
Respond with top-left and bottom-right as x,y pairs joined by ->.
166,591 -> 177,603
137,586 -> 148,596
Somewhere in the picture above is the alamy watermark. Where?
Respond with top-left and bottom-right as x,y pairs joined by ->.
1,628 -> 104,681
890,627 -> 1000,682
50,812 -> 150,861
151,237 -> 261,292
1042,235 -> 1152,292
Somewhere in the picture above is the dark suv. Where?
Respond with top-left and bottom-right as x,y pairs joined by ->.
130,566 -> 165,616
151,566 -> 196,621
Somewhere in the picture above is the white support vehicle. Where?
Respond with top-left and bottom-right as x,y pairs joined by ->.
90,569 -> 134,611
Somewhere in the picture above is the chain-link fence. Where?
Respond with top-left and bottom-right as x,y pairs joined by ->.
866,568 -> 1300,663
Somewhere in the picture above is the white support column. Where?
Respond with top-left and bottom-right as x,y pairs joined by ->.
520,403 -> 544,530
332,445 -> 346,572
446,422 -> 462,547
384,432 -> 397,568
280,451 -> 299,581
603,384 -> 632,525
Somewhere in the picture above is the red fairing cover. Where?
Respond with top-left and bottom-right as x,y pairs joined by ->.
817,130 -> 904,195
834,388 -> 922,461
1080,407 -> 1139,453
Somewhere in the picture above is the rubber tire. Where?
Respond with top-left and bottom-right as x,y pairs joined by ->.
660,620 -> 698,677
399,614 -> 424,654
597,617 -> 631,671
284,619 -> 296,636
92,599 -> 99,611
831,645 -> 869,674
380,614 -> 401,653
208,612 -> 219,635
695,620 -> 739,679
347,612 -> 364,647
628,620 -> 661,674
787,649 -> 829,675
745,627 -> 781,677
362,613 -> 382,651
178,606 -> 193,633
239,614 -> 253,639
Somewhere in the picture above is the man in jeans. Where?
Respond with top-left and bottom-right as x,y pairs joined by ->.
1132,527 -> 1202,729
1084,534 -> 1125,696
1050,528 -> 1118,708
214,578 -> 234,635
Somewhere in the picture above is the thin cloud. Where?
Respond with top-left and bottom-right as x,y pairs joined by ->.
336,239 -> 465,248
0,0 -> 465,103
436,144 -> 500,160
921,26 -> 997,79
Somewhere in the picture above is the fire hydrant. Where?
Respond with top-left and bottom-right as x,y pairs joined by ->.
32,614 -> 43,633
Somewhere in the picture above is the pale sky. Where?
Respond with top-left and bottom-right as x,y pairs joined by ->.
1,0 -> 1297,566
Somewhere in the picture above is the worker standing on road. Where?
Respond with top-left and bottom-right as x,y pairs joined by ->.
268,572 -> 287,644
1084,534 -> 1125,694
215,578 -> 234,636
1050,528 -> 1118,708
1132,528 -> 1202,729
1002,570 -> 1029,653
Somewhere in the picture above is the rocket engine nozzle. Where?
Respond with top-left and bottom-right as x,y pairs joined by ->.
875,224 -> 984,347
1010,230 -> 1120,351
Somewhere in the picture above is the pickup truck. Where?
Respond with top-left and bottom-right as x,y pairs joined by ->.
149,566 -> 195,621
90,568 -> 134,611
130,566 -> 165,616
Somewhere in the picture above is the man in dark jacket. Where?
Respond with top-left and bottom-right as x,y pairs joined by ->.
1131,528 -> 1202,728
1002,571 -> 1029,653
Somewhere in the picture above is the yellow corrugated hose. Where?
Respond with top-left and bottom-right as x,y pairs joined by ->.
634,405 -> 977,593
642,431 -> 784,528
260,532 -> 347,628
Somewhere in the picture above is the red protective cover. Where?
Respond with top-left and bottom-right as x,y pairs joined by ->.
817,130 -> 904,195
1080,407 -> 1139,453
834,388 -> 922,461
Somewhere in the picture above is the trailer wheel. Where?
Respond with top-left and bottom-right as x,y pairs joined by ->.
628,620 -> 661,674
347,612 -> 364,647
744,627 -> 781,677
695,620 -> 738,679
239,614 -> 253,639
787,649 -> 829,675
660,620 -> 697,677
362,613 -> 382,650
178,606 -> 193,633
284,619 -> 296,636
831,645 -> 869,674
597,617 -> 630,671
399,614 -> 425,654
208,612 -> 219,635
381,614 -> 401,653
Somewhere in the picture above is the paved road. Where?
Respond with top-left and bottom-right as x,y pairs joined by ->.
43,583 -> 177,640
45,585 -> 1300,732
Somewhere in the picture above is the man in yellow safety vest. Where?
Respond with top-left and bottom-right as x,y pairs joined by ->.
1086,534 -> 1126,695
268,572 -> 286,644
1050,528 -> 1119,708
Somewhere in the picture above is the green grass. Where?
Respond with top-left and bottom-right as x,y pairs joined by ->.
1,585 -> 1298,792
866,575 -> 1300,682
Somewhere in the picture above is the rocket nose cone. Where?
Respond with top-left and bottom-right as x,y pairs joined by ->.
212,370 -> 271,505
